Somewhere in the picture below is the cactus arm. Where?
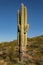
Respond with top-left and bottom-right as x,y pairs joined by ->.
24,24 -> 29,34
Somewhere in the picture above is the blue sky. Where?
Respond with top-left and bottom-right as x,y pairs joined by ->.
0,0 -> 43,42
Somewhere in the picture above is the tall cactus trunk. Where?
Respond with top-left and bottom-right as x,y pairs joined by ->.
24,7 -> 27,51
17,3 -> 29,62
20,4 -> 24,61
17,10 -> 21,61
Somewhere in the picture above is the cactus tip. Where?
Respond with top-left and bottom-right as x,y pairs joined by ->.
21,3 -> 24,6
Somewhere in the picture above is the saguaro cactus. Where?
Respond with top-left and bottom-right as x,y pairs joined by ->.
17,3 -> 29,61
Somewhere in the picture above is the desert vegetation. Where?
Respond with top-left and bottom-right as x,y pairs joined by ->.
0,35 -> 43,65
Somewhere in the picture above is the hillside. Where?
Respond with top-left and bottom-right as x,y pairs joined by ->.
0,35 -> 43,65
